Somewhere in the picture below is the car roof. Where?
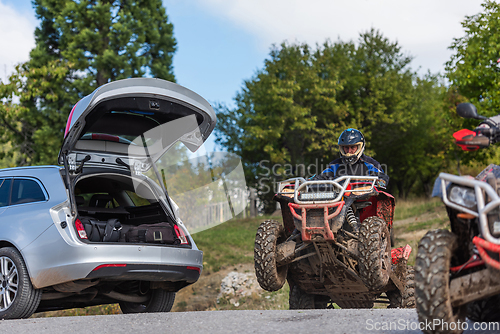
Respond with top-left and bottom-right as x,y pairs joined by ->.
0,165 -> 62,176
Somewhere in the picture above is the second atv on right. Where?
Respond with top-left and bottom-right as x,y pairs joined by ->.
415,103 -> 500,334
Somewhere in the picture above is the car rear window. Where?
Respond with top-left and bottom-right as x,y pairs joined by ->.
79,193 -> 119,208
11,179 -> 46,205
125,190 -> 151,207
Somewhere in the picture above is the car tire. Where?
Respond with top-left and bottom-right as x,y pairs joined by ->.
415,229 -> 466,334
358,216 -> 391,290
119,289 -> 175,313
0,247 -> 42,319
254,220 -> 288,291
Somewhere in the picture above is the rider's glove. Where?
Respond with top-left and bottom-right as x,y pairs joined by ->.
376,179 -> 387,189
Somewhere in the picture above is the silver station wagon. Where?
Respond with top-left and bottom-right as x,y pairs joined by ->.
0,78 -> 216,318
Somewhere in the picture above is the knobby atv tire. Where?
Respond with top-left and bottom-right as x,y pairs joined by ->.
415,229 -> 466,334
119,290 -> 175,313
289,285 -> 329,309
0,247 -> 42,319
466,294 -> 500,322
358,216 -> 391,291
254,220 -> 288,291
387,266 -> 416,308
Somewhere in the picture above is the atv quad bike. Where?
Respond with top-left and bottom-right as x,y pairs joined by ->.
415,103 -> 500,334
254,175 -> 415,309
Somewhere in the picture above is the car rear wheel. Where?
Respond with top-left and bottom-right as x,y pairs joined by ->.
119,289 -> 175,313
0,247 -> 41,319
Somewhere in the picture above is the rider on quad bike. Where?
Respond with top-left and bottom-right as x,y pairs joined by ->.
415,103 -> 500,334
254,128 -> 415,310
312,128 -> 389,189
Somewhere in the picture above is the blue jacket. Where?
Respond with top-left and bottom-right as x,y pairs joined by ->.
312,154 -> 389,186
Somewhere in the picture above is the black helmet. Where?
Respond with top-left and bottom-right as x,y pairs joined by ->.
338,128 -> 365,165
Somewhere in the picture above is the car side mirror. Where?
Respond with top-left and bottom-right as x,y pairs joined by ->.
456,103 -> 486,120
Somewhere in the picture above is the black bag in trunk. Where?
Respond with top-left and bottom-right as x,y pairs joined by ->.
81,217 -> 122,242
124,222 -> 180,245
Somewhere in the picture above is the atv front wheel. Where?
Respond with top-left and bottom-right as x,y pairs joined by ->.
254,220 -> 288,291
358,216 -> 391,290
415,229 -> 466,334
387,266 -> 415,308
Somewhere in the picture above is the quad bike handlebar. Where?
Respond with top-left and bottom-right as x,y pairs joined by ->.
454,128 -> 492,151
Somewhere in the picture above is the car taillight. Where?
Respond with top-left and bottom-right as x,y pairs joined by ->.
187,266 -> 201,273
174,225 -> 188,245
92,264 -> 127,271
75,218 -> 88,239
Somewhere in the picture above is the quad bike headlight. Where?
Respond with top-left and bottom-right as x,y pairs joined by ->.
299,192 -> 337,201
448,185 -> 477,210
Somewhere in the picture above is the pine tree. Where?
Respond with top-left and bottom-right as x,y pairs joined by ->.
0,0 -> 177,166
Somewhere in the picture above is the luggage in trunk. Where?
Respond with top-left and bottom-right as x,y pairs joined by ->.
80,217 -> 122,242
122,222 -> 180,245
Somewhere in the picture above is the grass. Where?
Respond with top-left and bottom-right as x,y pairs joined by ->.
33,304 -> 121,318
191,215 -> 278,273
392,198 -> 448,266
393,197 -> 443,220
402,217 -> 448,233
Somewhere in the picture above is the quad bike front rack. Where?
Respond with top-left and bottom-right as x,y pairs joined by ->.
278,176 -> 378,242
440,172 -> 500,270
288,202 -> 344,241
277,176 -> 378,205
440,172 -> 500,245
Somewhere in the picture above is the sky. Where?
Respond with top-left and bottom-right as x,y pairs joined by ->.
0,0 -> 486,109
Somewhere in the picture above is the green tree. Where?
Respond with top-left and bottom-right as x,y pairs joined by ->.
215,42 -> 345,211
0,0 -> 176,166
216,30 -> 450,211
447,0 -> 500,113
323,30 -> 429,197
446,0 -> 500,169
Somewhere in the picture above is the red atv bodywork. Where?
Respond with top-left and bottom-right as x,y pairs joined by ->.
286,184 -> 395,241
282,184 -> 410,264
473,236 -> 500,270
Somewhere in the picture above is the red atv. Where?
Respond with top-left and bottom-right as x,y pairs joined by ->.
254,175 -> 415,309
415,103 -> 500,333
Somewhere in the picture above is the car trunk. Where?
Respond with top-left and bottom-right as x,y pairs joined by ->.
58,78 -> 217,245
71,172 -> 189,246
